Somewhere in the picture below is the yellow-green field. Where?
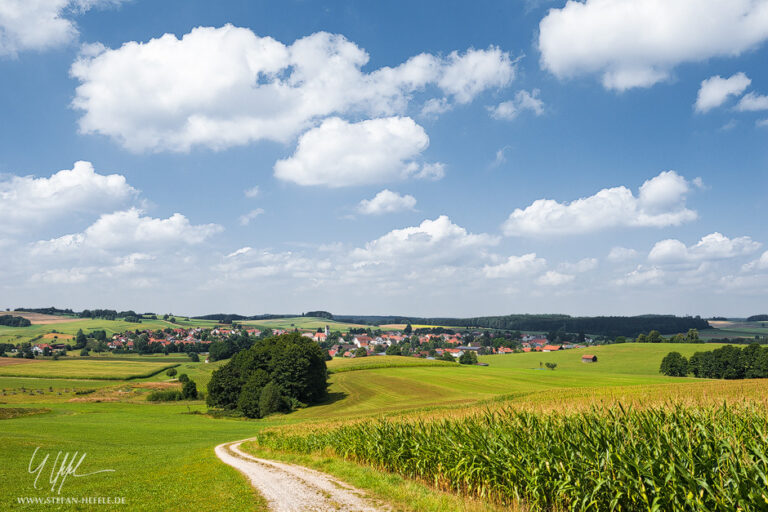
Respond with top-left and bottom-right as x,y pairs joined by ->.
1,343 -> 765,511
0,357 -> 178,380
242,316 -> 369,331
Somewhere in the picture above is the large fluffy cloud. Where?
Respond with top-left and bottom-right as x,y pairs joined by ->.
648,232 -> 761,263
357,189 -> 417,215
695,73 -> 751,112
34,208 -> 222,253
502,171 -> 698,236
274,117 -> 439,187
539,0 -> 768,91
0,160 -> 135,233
351,215 -> 498,266
71,25 -> 515,152
0,0 -> 124,57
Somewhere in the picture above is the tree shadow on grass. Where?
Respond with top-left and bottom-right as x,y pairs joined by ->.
317,391 -> 347,406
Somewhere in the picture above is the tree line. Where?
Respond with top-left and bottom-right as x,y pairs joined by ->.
0,315 -> 31,327
660,344 -> 768,379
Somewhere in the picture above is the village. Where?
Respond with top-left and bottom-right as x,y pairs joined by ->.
16,324 -> 594,363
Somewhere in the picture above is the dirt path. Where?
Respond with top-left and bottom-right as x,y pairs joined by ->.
215,440 -> 384,512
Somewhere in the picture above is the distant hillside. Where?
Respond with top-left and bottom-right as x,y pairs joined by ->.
334,313 -> 710,338
747,314 -> 768,322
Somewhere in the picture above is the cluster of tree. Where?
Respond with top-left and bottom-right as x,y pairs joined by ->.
634,329 -> 701,344
459,351 -> 478,365
747,314 -> 768,322
207,332 -> 327,418
14,307 -> 74,316
0,315 -> 31,327
660,344 -> 768,379
193,313 -> 292,322
77,309 -> 142,322
303,311 -> 333,319
207,332 -> 258,362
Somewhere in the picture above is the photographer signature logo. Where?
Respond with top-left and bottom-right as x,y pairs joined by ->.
28,447 -> 115,494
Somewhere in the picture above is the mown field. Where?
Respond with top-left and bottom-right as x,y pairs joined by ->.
0,357 -> 179,380
1,343 -> 767,511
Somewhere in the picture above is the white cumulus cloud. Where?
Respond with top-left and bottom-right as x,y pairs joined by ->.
736,91 -> 768,111
352,215 -> 498,266
0,0 -> 125,57
274,117 -> 440,187
538,270 -> 575,286
539,0 -> 768,91
502,171 -> 698,236
0,160 -> 136,233
695,73 -> 751,112
70,26 -> 515,152
34,208 -> 222,253
649,232 -> 761,263
357,189 -> 417,215
743,250 -> 768,271
483,253 -> 546,278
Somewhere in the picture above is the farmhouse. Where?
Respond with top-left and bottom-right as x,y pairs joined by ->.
582,354 -> 598,363
542,345 -> 562,352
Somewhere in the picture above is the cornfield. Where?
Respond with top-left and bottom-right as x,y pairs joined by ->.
256,405 -> 768,511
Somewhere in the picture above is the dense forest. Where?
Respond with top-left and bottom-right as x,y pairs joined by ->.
0,315 -> 31,327
14,307 -> 75,316
746,314 -> 768,322
334,314 -> 711,337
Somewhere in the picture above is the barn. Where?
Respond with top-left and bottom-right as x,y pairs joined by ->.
581,354 -> 597,363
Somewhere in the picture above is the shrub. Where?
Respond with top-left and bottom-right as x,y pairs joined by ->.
660,352 -> 689,376
188,352 -> 200,362
178,373 -> 189,383
79,348 -> 89,357
182,380 -> 198,399
147,390 -> 183,402
166,368 -> 178,377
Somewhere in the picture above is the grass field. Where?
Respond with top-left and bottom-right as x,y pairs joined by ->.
0,315 -> 222,346
0,357 -> 179,380
242,316 -> 369,331
703,320 -> 768,340
1,342 -> 766,511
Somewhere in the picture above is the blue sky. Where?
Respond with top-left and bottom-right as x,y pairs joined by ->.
1,0 -> 767,317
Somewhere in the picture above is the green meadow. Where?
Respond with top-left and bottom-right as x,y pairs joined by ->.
242,316 -> 369,331
0,358 -> 178,380
1,343 -> 766,511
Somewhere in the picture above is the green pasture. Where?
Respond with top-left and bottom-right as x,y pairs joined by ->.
0,358 -> 178,380
0,342 -> 763,511
242,316 -> 368,331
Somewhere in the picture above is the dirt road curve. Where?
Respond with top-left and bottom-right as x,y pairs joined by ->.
215,441 -> 384,512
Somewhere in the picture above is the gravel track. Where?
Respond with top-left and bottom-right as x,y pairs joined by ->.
215,440 -> 384,511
